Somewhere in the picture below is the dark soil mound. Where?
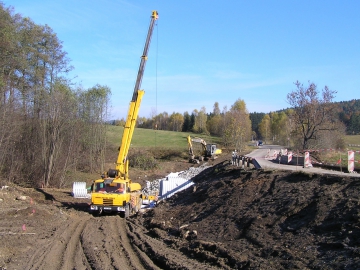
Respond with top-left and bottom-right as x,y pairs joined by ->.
141,162 -> 360,269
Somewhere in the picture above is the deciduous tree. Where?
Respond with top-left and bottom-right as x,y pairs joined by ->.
222,99 -> 251,150
169,112 -> 184,132
287,81 -> 338,149
259,114 -> 271,143
192,107 -> 208,134
207,102 -> 223,136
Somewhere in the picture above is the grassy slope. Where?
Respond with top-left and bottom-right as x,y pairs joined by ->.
107,127 -> 359,152
107,126 -> 360,167
106,125 -> 223,149
313,135 -> 360,169
346,134 -> 360,147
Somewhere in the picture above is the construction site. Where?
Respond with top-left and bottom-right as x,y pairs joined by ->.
1,148 -> 360,269
1,5 -> 360,270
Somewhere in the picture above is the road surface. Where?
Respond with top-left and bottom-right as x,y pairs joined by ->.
247,144 -> 360,178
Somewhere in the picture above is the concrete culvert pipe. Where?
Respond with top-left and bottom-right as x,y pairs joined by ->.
72,182 -> 89,198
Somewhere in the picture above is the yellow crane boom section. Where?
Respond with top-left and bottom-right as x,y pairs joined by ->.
115,10 -> 158,180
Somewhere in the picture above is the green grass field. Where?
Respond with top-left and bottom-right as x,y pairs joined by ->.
106,125 -> 223,149
345,135 -> 360,148
315,135 -> 360,169
107,127 -> 360,152
106,126 -> 360,167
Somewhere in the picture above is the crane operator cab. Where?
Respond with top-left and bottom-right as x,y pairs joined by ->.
206,144 -> 217,156
94,181 -> 126,194
206,144 -> 222,157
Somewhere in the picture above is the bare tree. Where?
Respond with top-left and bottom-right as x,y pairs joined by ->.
0,4 -> 113,187
78,85 -> 110,174
287,81 -> 338,149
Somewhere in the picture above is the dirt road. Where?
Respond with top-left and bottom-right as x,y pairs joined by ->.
25,214 -> 151,270
1,154 -> 360,269
0,185 -> 222,270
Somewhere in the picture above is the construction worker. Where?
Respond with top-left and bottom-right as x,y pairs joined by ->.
236,154 -> 241,166
116,184 -> 125,193
232,150 -> 237,165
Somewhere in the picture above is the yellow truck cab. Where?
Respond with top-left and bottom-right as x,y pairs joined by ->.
90,177 -> 142,217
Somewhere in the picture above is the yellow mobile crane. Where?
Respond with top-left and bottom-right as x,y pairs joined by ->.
90,10 -> 158,217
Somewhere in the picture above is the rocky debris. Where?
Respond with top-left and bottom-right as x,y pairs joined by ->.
178,164 -> 211,180
142,179 -> 160,197
142,164 -> 211,199
182,229 -> 198,240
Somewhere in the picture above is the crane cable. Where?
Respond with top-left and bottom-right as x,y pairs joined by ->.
154,19 -> 158,148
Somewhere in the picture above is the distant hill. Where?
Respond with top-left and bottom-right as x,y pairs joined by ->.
335,99 -> 360,134
112,100 -> 360,136
250,99 -> 360,135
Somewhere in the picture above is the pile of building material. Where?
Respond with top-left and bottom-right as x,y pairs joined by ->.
142,164 -> 210,202
142,180 -> 160,205
158,164 -> 210,200
178,164 -> 210,180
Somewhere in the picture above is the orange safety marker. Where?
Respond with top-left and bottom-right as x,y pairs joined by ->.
348,151 -> 355,173
304,152 -> 312,168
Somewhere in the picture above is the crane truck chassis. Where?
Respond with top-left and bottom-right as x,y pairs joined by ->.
90,175 -> 143,217
89,10 -> 158,217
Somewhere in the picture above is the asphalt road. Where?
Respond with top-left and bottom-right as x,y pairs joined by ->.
247,144 -> 360,178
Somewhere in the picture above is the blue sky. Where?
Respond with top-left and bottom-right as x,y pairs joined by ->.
5,0 -> 360,120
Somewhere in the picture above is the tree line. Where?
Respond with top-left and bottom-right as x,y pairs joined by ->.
0,3 -> 111,187
114,100 -> 252,152
117,81 -> 353,151
336,99 -> 360,134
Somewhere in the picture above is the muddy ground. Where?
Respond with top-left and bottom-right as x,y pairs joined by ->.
1,155 -> 360,269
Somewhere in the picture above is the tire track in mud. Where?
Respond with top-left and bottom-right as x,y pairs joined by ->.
113,216 -> 151,269
23,210 -> 160,270
24,214 -> 152,269
26,215 -> 91,270
82,216 -> 128,269
126,219 -> 220,270
80,215 -> 153,270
